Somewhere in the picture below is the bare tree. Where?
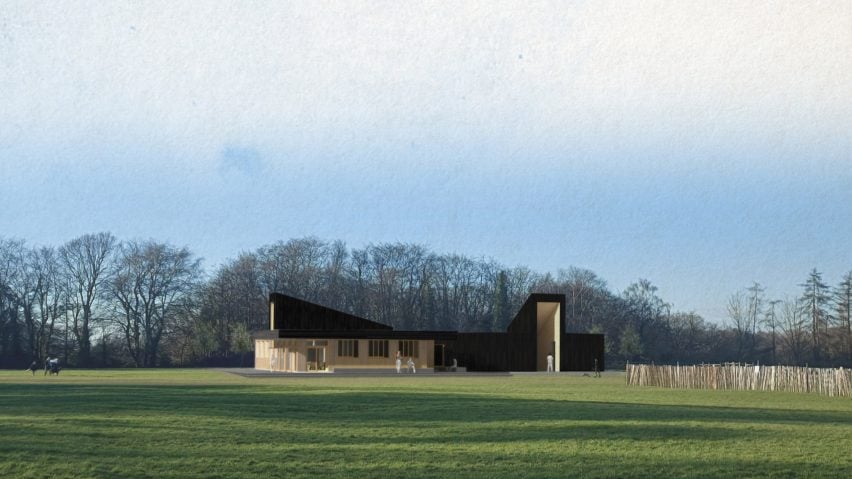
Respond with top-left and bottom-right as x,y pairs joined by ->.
745,282 -> 764,358
762,299 -> 782,364
23,247 -> 64,362
110,240 -> 201,367
726,291 -> 748,361
0,239 -> 25,365
505,266 -> 538,318
363,242 -> 430,329
558,267 -> 607,332
10,245 -> 38,362
257,237 -> 330,302
321,240 -> 349,311
59,233 -> 116,366
667,311 -> 707,362
623,279 -> 670,355
432,253 -> 486,331
779,298 -> 809,365
186,251 -> 265,363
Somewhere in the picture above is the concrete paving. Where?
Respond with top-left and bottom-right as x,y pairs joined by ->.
215,368 -> 617,378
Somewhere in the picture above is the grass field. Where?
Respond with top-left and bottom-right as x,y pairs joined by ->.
1,369 -> 850,478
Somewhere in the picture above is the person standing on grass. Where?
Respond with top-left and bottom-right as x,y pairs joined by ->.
44,357 -> 51,376
395,350 -> 402,374
27,360 -> 38,375
546,353 -> 554,373
407,357 -> 415,374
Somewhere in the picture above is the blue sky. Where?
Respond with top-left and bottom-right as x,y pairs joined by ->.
1,1 -> 850,322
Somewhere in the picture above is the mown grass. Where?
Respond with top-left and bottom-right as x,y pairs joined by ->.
1,369 -> 850,478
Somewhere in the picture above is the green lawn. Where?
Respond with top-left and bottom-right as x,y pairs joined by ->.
1,369 -> 850,478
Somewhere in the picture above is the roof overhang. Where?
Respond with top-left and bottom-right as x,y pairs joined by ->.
257,329 -> 458,341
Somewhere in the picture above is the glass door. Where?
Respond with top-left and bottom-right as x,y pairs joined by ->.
307,347 -> 326,371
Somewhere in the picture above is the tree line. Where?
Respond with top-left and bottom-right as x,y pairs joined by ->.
0,233 -> 849,368
725,270 -> 852,367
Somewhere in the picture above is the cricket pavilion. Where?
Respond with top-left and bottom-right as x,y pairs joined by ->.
254,292 -> 604,373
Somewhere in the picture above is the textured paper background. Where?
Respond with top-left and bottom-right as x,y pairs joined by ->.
1,1 -> 850,322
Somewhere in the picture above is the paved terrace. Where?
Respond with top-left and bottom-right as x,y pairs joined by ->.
217,368 -> 615,378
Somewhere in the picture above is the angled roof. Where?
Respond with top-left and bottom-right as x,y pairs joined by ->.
270,292 -> 392,331
265,292 -> 566,344
507,293 -> 566,335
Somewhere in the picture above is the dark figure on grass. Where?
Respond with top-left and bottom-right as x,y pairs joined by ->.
44,357 -> 61,376
27,361 -> 38,375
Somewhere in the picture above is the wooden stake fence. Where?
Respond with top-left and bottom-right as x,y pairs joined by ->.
626,363 -> 852,398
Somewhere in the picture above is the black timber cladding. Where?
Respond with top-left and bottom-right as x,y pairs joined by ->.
264,329 -> 457,341
442,294 -> 567,372
507,293 -> 565,371
561,333 -> 605,371
262,292 -> 604,371
270,292 -> 392,331
445,333 -> 510,372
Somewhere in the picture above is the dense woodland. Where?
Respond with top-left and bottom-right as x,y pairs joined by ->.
1,233 -> 850,369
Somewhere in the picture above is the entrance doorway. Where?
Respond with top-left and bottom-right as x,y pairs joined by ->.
433,344 -> 445,368
536,302 -> 561,371
307,347 -> 326,371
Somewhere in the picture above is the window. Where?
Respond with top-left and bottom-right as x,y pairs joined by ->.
368,340 -> 389,358
338,339 -> 359,357
398,340 -> 418,358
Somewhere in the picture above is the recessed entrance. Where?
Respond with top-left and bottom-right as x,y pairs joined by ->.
536,302 -> 561,371
306,347 -> 326,371
433,343 -> 445,367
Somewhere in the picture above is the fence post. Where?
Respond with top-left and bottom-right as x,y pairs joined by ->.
624,363 -> 850,397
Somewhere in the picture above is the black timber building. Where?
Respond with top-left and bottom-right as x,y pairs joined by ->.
254,292 -> 604,373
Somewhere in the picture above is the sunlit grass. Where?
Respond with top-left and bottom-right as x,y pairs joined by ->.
1,369 -> 850,478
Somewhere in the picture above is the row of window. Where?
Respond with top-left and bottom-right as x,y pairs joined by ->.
337,340 -> 419,358
368,340 -> 389,358
399,340 -> 417,358
338,339 -> 359,357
